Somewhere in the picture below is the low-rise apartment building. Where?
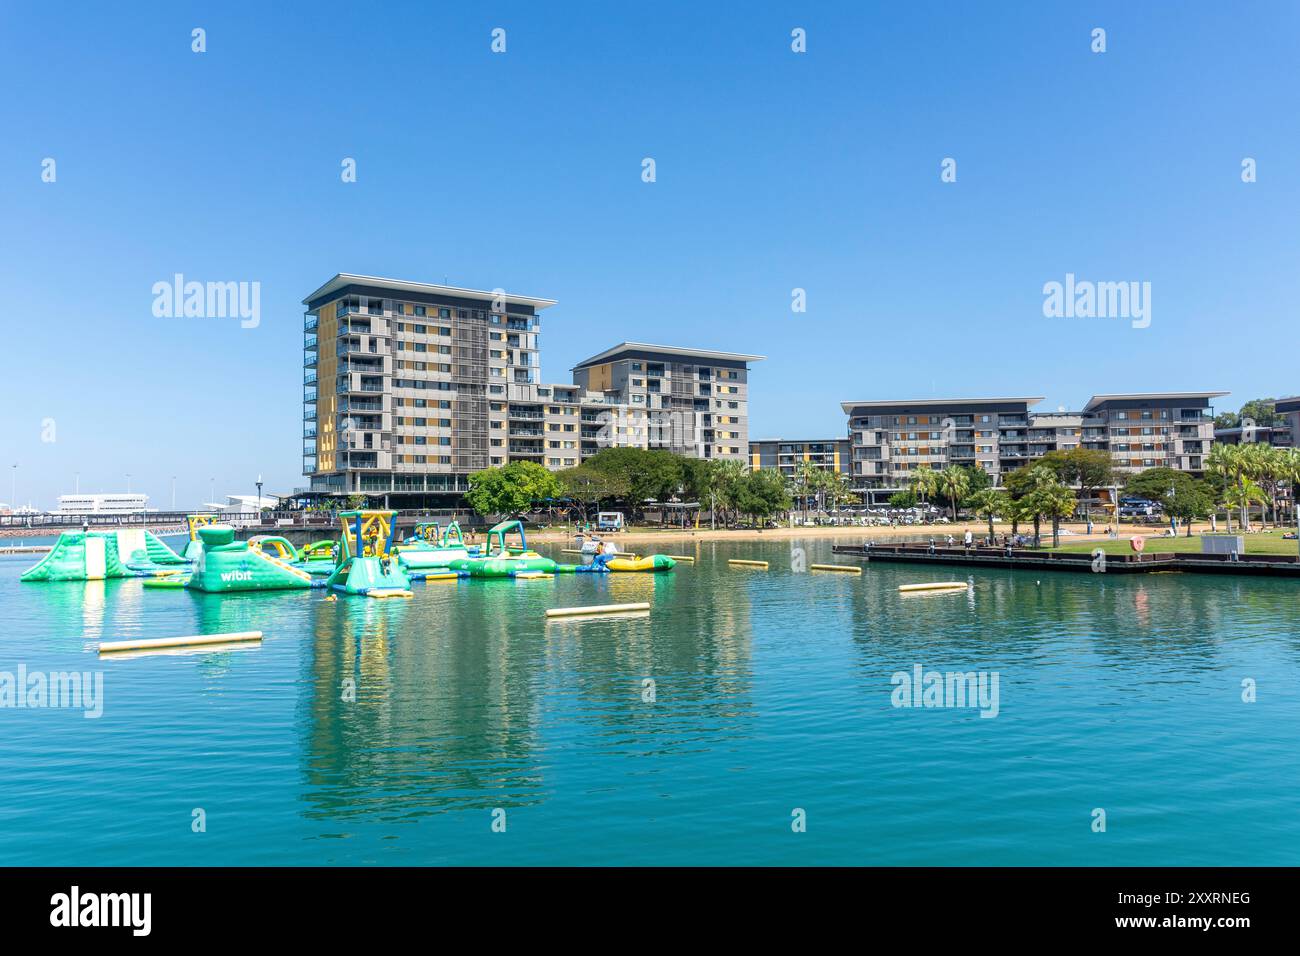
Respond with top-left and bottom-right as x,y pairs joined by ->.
748,439 -> 849,477
1079,392 -> 1225,473
842,391 -> 1226,504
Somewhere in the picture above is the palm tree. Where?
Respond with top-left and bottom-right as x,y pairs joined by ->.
792,460 -> 820,524
936,467 -> 971,522
1280,448 -> 1300,527
1207,443 -> 1250,531
1247,444 -> 1286,527
1223,478 -> 1267,530
967,488 -> 1009,540
1019,472 -> 1075,548
908,468 -> 938,509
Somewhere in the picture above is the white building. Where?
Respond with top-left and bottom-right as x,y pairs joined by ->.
202,494 -> 280,528
58,493 -> 150,514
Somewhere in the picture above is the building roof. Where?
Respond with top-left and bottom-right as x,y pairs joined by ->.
571,342 -> 765,370
1082,391 -> 1228,412
1275,395 -> 1300,412
839,397 -> 1045,413
302,274 -> 557,310
750,438 -> 849,445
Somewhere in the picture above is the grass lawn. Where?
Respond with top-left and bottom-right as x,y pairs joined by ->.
1050,528 -> 1300,556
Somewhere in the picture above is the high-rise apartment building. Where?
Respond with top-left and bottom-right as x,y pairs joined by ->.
301,277 -> 762,505
571,343 -> 762,461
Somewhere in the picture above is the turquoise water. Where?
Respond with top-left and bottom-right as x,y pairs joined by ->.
1,536 -> 1297,866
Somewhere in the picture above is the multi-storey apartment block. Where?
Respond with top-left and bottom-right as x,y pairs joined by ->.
1215,396 -> 1297,448
302,277 -> 763,506
748,439 -> 850,477
302,275 -> 556,504
842,391 -> 1226,503
1273,396 -> 1300,445
1078,392 -> 1225,474
841,398 -> 1046,503
571,343 -> 762,461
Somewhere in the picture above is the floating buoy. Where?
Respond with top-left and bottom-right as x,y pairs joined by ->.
728,559 -> 769,569
546,602 -> 651,618
99,631 -> 263,654
810,564 -> 862,573
898,582 -> 969,593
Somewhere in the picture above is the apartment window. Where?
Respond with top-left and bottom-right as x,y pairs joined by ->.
414,306 -> 426,317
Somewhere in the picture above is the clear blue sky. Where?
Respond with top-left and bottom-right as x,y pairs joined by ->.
2,1 -> 1297,509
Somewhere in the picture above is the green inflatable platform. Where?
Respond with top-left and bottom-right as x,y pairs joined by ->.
186,525 -> 313,592
21,529 -> 188,582
325,511 -> 413,597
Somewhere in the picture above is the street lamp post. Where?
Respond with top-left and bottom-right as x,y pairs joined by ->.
255,474 -> 263,523
171,476 -> 177,511
10,463 -> 16,513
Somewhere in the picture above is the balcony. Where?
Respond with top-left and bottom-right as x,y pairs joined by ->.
304,369 -> 317,385
304,350 -> 318,368
304,314 -> 318,331
340,399 -> 383,412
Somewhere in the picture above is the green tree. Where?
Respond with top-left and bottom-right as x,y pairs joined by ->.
1238,398 -> 1281,427
908,467 -> 938,507
1022,480 -> 1077,548
1125,467 -> 1213,535
558,466 -> 631,523
465,461 -> 563,518
966,488 -> 1010,540
735,469 -> 792,525
936,467 -> 971,521
584,447 -> 683,513
1006,465 -> 1074,546
1207,443 -> 1251,531
888,489 -> 918,509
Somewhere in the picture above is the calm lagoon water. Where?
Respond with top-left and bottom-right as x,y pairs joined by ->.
1,535 -> 1297,866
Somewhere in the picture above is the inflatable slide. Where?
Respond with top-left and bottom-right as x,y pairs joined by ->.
21,529 -> 188,582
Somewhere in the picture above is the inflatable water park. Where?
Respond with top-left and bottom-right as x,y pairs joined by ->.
19,511 -> 676,598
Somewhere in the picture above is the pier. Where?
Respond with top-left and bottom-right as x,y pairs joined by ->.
831,541 -> 1300,578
